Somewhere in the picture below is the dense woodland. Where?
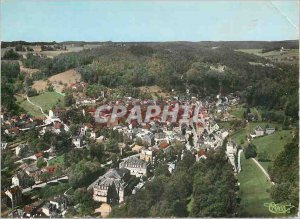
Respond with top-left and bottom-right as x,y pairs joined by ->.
3,41 -> 299,121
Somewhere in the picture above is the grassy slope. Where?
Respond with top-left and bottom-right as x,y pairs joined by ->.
252,130 -> 293,170
238,155 -> 273,217
29,92 -> 64,112
231,122 -> 273,147
235,121 -> 292,217
16,95 -> 44,117
16,92 -> 63,117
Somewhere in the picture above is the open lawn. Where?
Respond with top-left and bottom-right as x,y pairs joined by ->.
48,155 -> 65,166
238,154 -> 273,217
252,130 -> 293,170
16,95 -> 44,117
29,92 -> 64,112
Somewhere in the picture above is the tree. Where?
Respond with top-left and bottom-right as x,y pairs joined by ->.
269,138 -> 299,213
191,149 -> 237,217
244,143 -> 257,159
107,183 -> 119,205
36,157 -> 47,168
3,49 -> 20,60
64,94 -> 75,107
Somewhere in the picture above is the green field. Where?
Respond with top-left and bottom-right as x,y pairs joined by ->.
238,154 -> 273,217
48,154 -> 65,166
16,95 -> 44,117
29,92 -> 64,112
16,92 -> 64,117
231,122 -> 274,147
252,130 -> 293,170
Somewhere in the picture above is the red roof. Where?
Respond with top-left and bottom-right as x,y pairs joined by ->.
53,122 -> 63,129
198,149 -> 206,157
24,205 -> 34,214
159,141 -> 169,149
43,166 -> 56,173
35,152 -> 43,158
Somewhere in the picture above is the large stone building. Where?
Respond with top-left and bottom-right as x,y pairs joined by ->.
91,168 -> 130,204
119,157 -> 149,177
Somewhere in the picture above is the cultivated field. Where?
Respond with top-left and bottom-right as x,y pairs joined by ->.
48,69 -> 81,93
32,69 -> 81,93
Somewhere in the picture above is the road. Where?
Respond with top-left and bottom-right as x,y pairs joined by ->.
22,175 -> 68,193
251,158 -> 275,185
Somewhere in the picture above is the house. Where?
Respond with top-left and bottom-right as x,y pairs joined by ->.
131,144 -> 144,153
23,200 -> 44,218
265,127 -> 275,135
159,141 -> 169,149
5,127 -> 20,135
196,149 -> 207,161
1,142 -> 8,150
15,144 -> 28,157
24,164 -> 39,177
34,152 -> 43,159
167,162 -> 176,174
49,195 -> 68,213
154,132 -> 168,144
119,157 -> 149,177
72,136 -> 83,148
140,148 -> 154,163
90,168 -> 130,203
5,186 -> 22,208
12,171 -> 34,189
90,130 -> 98,140
254,125 -> 264,137
42,202 -> 62,217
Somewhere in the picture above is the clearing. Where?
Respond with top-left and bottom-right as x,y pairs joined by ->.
139,85 -> 169,99
32,69 -> 81,93
32,80 -> 48,92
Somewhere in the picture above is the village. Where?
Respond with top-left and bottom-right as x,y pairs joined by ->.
0,88 -> 253,217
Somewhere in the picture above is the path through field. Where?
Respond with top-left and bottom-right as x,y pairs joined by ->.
251,158 -> 275,185
26,95 -> 47,117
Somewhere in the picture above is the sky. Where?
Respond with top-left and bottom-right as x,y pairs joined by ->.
1,0 -> 299,42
